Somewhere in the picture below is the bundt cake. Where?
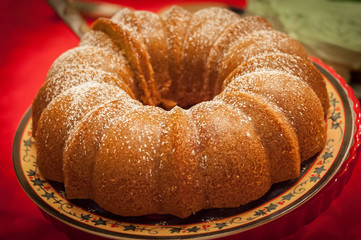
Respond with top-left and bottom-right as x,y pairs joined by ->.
32,6 -> 329,218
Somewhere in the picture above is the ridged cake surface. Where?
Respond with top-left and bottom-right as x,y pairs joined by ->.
33,6 -> 328,218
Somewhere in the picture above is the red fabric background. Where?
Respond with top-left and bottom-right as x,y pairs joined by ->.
1,0 -> 361,239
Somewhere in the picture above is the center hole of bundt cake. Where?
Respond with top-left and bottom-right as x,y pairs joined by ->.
156,93 -> 213,110
155,83 -> 217,110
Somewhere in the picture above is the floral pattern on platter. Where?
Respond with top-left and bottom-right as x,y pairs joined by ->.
17,76 -> 348,238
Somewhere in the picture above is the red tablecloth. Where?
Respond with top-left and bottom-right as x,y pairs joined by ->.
1,1 -> 361,239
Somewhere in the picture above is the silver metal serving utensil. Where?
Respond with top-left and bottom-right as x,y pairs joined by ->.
47,0 -> 89,39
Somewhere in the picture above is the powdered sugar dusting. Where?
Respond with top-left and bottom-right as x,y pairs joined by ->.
65,97 -> 141,153
98,105 -> 165,180
33,6 -> 329,218
42,68 -> 122,105
111,8 -> 142,43
224,70 -> 312,125
45,82 -> 127,131
160,6 -> 191,101
188,100 -> 252,171
214,30 -> 308,94
180,7 -> 240,104
47,46 -> 130,81
80,30 -> 119,54
205,16 -> 273,97
135,11 -> 170,95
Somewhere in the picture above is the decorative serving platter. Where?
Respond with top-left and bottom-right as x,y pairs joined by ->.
13,58 -> 361,240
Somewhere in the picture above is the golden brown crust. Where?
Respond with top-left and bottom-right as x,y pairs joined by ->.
157,107 -> 204,217
36,82 -> 126,182
92,106 -> 164,216
224,71 -> 327,160
216,92 -> 301,182
223,52 -> 329,115
190,101 -> 272,207
205,16 -> 273,100
32,69 -> 134,136
215,30 -> 310,96
160,6 -> 191,106
63,99 -> 141,199
180,7 -> 240,107
92,15 -> 158,105
80,31 -> 141,98
33,6 -> 329,219
135,11 -> 171,101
